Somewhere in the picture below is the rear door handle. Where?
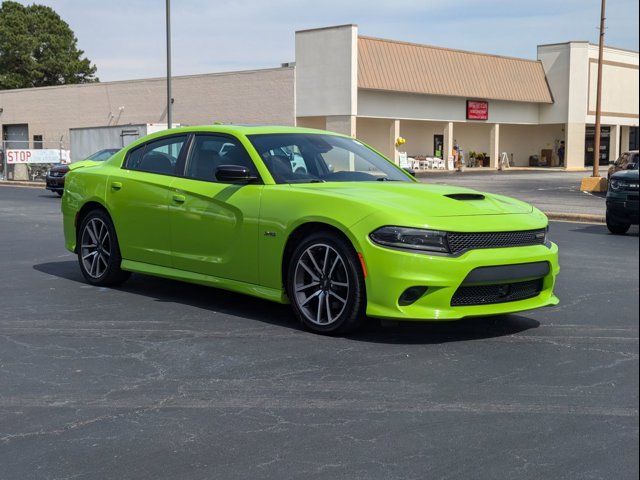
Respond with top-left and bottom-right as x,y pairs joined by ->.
111,182 -> 122,191
172,194 -> 186,204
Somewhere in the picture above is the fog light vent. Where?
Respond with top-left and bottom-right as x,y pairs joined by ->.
399,286 -> 428,306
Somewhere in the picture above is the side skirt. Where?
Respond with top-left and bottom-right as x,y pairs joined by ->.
120,259 -> 288,304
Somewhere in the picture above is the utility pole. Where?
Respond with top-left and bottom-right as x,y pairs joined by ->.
592,0 -> 606,177
166,0 -> 173,129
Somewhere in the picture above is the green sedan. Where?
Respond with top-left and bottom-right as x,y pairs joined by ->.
62,125 -> 559,334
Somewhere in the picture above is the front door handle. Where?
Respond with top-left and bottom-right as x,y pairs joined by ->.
172,194 -> 186,204
111,182 -> 122,191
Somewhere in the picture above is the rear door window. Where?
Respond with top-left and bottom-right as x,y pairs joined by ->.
125,135 -> 188,176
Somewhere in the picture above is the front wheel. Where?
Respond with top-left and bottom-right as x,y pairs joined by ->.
286,231 -> 366,335
606,213 -> 630,235
77,209 -> 131,286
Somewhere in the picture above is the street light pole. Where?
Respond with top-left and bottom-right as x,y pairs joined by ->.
166,0 -> 172,129
592,0 -> 606,177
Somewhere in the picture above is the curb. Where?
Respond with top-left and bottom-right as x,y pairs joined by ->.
544,212 -> 605,224
0,180 -> 44,188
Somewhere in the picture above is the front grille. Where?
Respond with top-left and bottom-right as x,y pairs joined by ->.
451,279 -> 543,306
446,229 -> 546,254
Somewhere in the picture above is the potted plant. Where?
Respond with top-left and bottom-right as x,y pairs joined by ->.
468,151 -> 477,168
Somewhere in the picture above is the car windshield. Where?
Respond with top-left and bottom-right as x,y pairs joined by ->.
248,133 -> 411,184
629,153 -> 639,170
86,149 -> 118,161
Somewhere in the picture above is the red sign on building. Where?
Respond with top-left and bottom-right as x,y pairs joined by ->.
466,100 -> 489,120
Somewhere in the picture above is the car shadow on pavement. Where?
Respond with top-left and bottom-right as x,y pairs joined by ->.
349,315 -> 539,344
34,260 -> 540,344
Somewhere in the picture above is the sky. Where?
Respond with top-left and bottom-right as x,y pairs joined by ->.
17,0 -> 640,82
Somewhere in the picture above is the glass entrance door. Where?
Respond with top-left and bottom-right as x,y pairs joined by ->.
585,126 -> 611,166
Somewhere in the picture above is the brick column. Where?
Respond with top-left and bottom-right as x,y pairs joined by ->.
620,126 -> 630,153
565,123 -> 586,170
388,119 -> 400,164
490,124 -> 500,169
443,122 -> 454,170
609,124 -> 621,164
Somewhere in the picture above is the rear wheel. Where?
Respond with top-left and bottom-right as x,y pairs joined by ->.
286,231 -> 365,334
606,212 -> 630,235
77,209 -> 131,286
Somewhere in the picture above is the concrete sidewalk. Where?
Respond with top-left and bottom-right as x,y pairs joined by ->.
418,170 -> 607,222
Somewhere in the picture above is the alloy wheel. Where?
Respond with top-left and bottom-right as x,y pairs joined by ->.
293,243 -> 350,326
80,218 -> 111,279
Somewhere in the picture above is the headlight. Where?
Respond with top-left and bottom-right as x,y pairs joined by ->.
609,179 -> 623,191
370,226 -> 449,253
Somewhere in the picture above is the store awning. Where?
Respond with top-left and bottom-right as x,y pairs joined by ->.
358,36 -> 554,104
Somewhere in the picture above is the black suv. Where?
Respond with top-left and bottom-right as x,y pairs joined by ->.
606,166 -> 639,234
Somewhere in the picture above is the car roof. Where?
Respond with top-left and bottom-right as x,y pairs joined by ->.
117,124 -> 351,155
151,124 -> 341,137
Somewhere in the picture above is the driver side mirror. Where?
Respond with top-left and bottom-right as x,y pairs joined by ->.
215,165 -> 258,184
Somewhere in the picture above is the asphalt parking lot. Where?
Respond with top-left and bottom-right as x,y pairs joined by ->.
419,170 -> 607,217
0,185 -> 638,480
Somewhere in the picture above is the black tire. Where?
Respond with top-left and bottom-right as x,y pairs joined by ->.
77,209 -> 131,286
56,191 -> 63,197
286,230 -> 366,335
606,213 -> 630,235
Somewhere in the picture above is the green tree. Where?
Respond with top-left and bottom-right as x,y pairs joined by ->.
0,1 -> 98,90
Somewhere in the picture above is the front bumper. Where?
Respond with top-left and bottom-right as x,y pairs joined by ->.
360,240 -> 559,321
606,198 -> 639,225
45,175 -> 65,191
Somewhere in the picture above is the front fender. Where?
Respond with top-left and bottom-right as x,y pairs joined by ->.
257,186 -> 378,290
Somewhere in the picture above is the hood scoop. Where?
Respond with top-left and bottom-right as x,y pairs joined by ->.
445,193 -> 486,201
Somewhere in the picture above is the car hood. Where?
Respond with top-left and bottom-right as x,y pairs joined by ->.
611,169 -> 639,181
289,182 -> 533,217
49,164 -> 70,173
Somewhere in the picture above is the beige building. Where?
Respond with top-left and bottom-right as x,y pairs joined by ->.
296,25 -> 639,170
0,65 -> 295,149
1,24 -> 638,174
